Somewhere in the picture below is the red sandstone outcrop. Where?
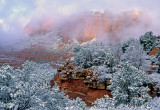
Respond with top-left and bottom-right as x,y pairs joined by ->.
24,10 -> 151,42
51,73 -> 112,106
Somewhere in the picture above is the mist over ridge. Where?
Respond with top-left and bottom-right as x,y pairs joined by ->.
0,0 -> 160,47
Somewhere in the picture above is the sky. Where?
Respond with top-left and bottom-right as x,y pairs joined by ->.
0,0 -> 160,46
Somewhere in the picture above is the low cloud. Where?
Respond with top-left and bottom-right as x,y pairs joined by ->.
0,0 -> 160,47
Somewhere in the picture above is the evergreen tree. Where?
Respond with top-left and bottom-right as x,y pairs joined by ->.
92,49 -> 106,66
109,63 -> 153,107
0,61 -> 87,110
104,52 -> 116,73
93,96 -> 160,110
66,97 -> 87,110
122,38 -> 136,53
0,65 -> 16,109
155,51 -> 160,73
111,43 -> 123,65
139,31 -> 157,52
93,66 -> 113,82
93,95 -> 115,110
74,43 -> 107,68
121,41 -> 151,71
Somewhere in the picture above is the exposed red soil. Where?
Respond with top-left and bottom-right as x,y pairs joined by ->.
51,73 -> 112,106
148,47 -> 160,56
0,46 -> 70,69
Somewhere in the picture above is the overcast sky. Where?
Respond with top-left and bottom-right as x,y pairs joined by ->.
0,0 -> 160,45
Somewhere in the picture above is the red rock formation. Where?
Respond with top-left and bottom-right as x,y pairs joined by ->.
0,46 -> 71,69
148,47 -> 160,56
24,10 -> 151,42
51,73 -> 112,106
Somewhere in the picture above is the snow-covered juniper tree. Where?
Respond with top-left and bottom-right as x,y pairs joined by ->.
104,52 -> 116,73
93,66 -> 113,83
0,65 -> 17,109
110,43 -> 123,65
0,61 -> 57,109
122,38 -> 136,53
139,31 -> 157,52
74,43 -> 107,68
65,97 -> 87,110
155,51 -> 160,73
92,95 -> 160,110
109,63 -> 153,107
92,95 -> 115,110
92,49 -> 106,66
121,41 -> 151,72
0,61 -> 87,110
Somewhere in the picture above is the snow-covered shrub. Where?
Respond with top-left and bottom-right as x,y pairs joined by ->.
110,43 -> 123,65
121,41 -> 151,72
155,51 -> 160,73
104,52 -> 116,73
92,95 -> 115,110
109,63 -> 153,107
93,66 -> 113,82
92,49 -> 107,66
0,65 -> 16,109
92,96 -> 160,110
65,97 -> 87,110
74,43 -> 107,68
74,42 -> 117,70
150,72 -> 160,95
122,38 -> 136,53
0,61 -> 87,110
55,39 -> 79,56
139,31 -> 157,52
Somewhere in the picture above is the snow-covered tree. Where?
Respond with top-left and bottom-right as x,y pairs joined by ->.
74,46 -> 93,68
139,31 -> 157,52
55,39 -> 79,56
92,96 -> 160,110
110,43 -> 123,65
65,97 -> 87,110
0,61 -> 87,110
149,72 -> 160,96
121,41 -> 151,71
0,65 -> 17,109
92,49 -> 106,66
92,95 -> 115,110
74,43 -> 107,68
109,63 -> 153,107
155,51 -> 160,73
122,38 -> 136,53
93,66 -> 113,82
0,62 -> 53,109
104,52 -> 116,73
